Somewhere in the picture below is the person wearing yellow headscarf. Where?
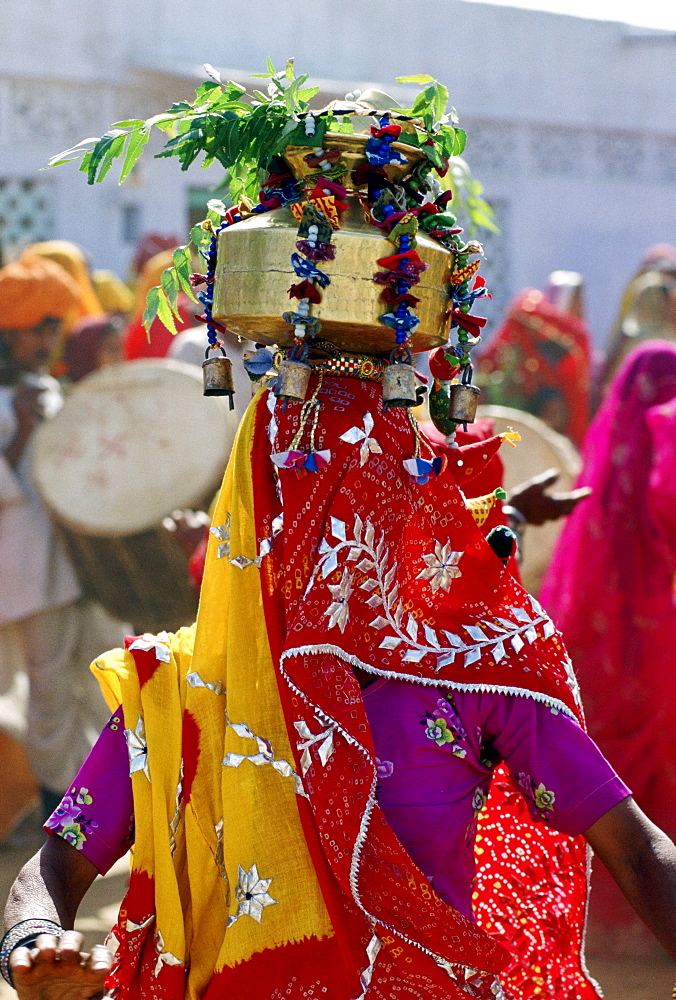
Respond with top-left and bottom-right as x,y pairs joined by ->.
91,270 -> 134,318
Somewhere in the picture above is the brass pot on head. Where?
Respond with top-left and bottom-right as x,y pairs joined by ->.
211,133 -> 455,357
448,382 -> 480,424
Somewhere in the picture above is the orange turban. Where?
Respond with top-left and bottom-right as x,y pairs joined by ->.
0,256 -> 83,331
22,241 -> 103,320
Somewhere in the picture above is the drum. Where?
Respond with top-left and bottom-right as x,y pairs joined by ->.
33,360 -> 240,632
476,405 -> 582,596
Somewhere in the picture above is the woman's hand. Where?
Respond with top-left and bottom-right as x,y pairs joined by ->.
10,930 -> 112,1000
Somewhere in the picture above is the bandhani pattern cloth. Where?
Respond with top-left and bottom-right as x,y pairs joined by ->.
477,288 -> 591,448
93,377 -> 600,1000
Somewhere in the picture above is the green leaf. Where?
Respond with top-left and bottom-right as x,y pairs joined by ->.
144,111 -> 183,130
111,119 -> 145,128
88,129 -> 127,184
160,266 -> 181,316
190,223 -> 213,255
267,56 -> 276,74
144,284 -> 180,335
194,82 -> 221,105
395,74 -> 436,85
79,150 -> 93,178
285,57 -> 295,81
119,128 -> 149,183
156,289 -> 179,334
173,245 -> 198,301
424,144 -> 445,168
222,80 -> 246,100
297,86 -> 320,103
453,128 -> 467,156
143,286 -> 162,334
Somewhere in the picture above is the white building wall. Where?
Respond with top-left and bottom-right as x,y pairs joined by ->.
0,0 -> 674,345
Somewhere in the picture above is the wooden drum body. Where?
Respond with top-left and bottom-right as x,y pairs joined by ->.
33,360 -> 239,632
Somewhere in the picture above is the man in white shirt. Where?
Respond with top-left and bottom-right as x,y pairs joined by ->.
0,257 -> 117,822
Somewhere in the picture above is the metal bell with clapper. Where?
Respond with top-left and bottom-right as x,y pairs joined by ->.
382,348 -> 418,410
274,343 -> 312,409
202,344 -> 235,410
448,382 -> 480,424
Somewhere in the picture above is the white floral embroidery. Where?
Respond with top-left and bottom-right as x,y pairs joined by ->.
129,632 -> 171,662
213,819 -> 230,904
316,515 -> 556,669
417,541 -> 463,593
325,567 -> 353,632
153,930 -> 183,976
294,719 -> 336,776
210,521 -> 231,560
168,764 -> 183,857
210,512 -> 277,568
186,671 -> 226,697
125,715 -> 150,780
356,930 -> 382,1000
227,864 -> 277,927
435,957 -> 506,996
126,914 -> 153,932
339,411 -> 383,467
222,714 -> 305,796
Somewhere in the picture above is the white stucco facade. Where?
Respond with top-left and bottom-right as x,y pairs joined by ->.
0,0 -> 674,344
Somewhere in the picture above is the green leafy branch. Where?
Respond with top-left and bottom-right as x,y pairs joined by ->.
49,61 -> 497,333
395,74 -> 496,235
48,58 -> 320,204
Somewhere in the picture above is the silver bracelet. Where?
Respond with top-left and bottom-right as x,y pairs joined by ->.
0,919 -> 63,986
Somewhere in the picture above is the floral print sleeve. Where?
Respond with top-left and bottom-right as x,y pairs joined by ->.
482,694 -> 631,836
45,786 -> 99,850
44,709 -> 134,874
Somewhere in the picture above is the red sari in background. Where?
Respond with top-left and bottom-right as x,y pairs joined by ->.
477,289 -> 591,448
124,249 -> 198,361
540,341 -> 676,954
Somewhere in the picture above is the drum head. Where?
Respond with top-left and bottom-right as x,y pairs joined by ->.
477,405 -> 581,596
34,359 -> 240,536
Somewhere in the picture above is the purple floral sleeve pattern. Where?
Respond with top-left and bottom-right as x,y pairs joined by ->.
420,694 -> 468,757
45,786 -> 99,851
44,708 -> 135,874
516,772 -> 557,822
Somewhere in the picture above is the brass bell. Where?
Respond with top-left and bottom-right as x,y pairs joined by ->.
382,362 -> 418,409
275,358 -> 312,405
448,382 -> 480,424
203,346 -> 235,409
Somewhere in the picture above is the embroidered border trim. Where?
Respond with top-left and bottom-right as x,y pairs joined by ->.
281,644 -> 577,722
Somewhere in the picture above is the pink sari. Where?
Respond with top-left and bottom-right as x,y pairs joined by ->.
540,340 -> 676,951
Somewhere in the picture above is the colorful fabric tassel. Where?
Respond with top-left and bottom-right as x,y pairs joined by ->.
466,488 -> 507,528
403,455 -> 445,485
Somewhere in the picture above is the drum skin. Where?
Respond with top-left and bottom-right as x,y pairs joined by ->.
32,359 -> 239,631
476,405 -> 581,596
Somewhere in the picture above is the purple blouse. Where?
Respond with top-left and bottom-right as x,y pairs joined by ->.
45,681 -> 629,918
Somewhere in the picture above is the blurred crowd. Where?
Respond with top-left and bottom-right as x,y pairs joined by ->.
0,232 -> 675,957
